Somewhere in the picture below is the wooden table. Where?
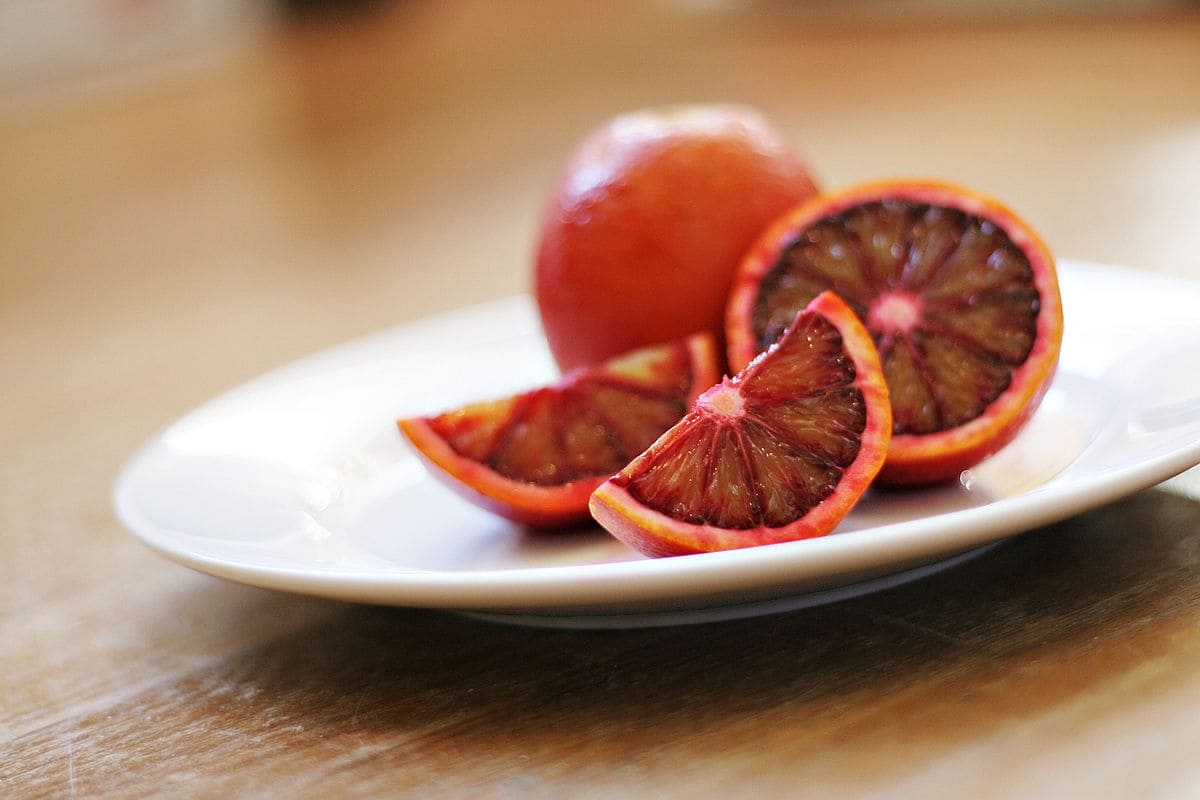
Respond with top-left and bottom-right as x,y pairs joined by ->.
4,4 -> 1200,796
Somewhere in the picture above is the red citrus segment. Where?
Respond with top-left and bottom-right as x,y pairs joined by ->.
398,333 -> 720,528
426,396 -> 519,462
726,179 -> 1063,485
590,292 -> 891,556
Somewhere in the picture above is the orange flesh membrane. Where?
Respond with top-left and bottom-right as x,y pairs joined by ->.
427,341 -> 704,486
609,311 -> 868,530
401,334 -> 719,528
750,200 -> 1040,438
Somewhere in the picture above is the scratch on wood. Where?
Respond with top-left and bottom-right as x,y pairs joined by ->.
351,683 -> 374,730
865,609 -> 971,647
67,738 -> 77,799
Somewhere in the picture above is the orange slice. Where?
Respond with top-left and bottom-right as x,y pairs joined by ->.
726,179 -> 1063,485
399,333 -> 720,528
589,292 -> 891,556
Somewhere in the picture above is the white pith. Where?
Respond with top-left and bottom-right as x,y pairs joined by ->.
867,290 -> 922,335
697,380 -> 745,417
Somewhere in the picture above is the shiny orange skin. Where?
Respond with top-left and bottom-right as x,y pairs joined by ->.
726,178 -> 1064,486
590,292 -> 891,556
535,104 -> 819,373
398,333 -> 720,528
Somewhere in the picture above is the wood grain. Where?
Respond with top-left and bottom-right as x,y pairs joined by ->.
3,4 -> 1200,797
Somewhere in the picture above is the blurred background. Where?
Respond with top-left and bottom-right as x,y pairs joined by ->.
3,0 -> 1199,421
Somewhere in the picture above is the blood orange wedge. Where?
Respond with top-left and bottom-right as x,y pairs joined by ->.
726,179 -> 1063,485
589,292 -> 891,557
398,333 -> 720,528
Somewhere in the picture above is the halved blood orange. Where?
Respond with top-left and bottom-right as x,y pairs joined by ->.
726,179 -> 1063,485
398,333 -> 720,528
589,292 -> 891,557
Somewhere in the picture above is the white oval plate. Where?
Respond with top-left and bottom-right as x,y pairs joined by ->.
114,261 -> 1200,628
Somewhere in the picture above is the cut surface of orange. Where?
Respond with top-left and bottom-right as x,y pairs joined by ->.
589,292 -> 891,557
398,333 -> 720,528
726,179 -> 1063,485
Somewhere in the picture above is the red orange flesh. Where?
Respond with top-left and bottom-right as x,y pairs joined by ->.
590,292 -> 891,556
726,179 -> 1063,485
399,333 -> 720,528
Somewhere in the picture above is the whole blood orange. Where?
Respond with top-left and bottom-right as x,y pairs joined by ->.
535,104 -> 819,372
726,179 -> 1063,485
398,333 -> 719,528
589,292 -> 891,556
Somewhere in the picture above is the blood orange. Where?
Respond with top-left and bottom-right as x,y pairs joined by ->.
535,104 -> 819,372
398,333 -> 720,528
726,179 -> 1063,485
589,292 -> 891,556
